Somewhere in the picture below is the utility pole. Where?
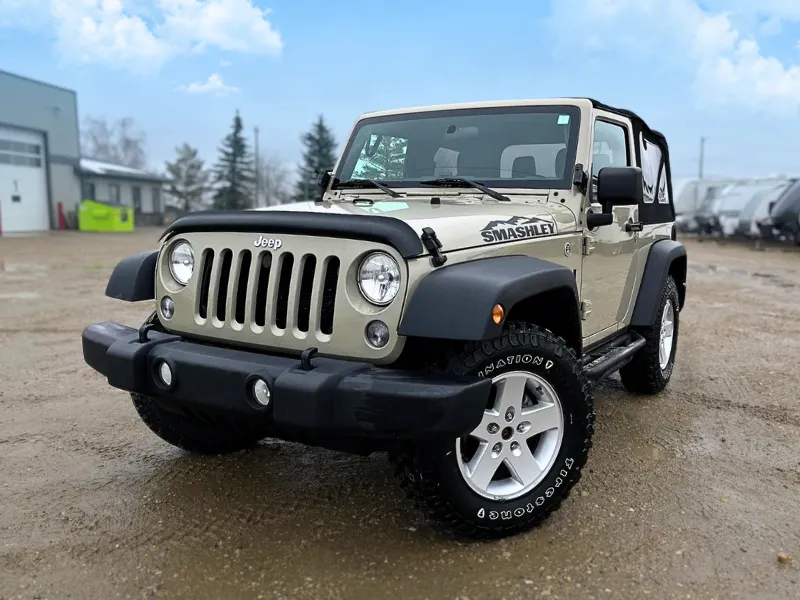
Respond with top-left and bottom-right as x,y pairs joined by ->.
694,136 -> 706,212
254,126 -> 260,207
698,136 -> 706,180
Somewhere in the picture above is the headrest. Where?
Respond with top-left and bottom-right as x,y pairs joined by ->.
592,153 -> 613,175
512,156 -> 537,178
555,148 -> 567,178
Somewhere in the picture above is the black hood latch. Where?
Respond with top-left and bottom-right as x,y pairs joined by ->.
420,227 -> 447,268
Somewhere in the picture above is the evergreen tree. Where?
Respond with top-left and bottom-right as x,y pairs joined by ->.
213,111 -> 255,210
294,115 -> 337,201
165,143 -> 210,212
352,135 -> 407,180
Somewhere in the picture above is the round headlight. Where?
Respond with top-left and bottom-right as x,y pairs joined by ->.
358,252 -> 401,305
169,241 -> 194,285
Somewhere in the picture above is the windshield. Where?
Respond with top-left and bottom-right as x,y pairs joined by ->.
334,105 -> 581,190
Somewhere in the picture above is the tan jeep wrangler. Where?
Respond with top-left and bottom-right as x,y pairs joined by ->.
82,98 -> 687,539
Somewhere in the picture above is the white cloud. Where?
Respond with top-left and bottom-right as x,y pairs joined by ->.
550,0 -> 800,115
220,58 -> 231,66
51,0 -> 171,73
0,0 -> 283,72
158,0 -> 282,55
175,73 -> 239,95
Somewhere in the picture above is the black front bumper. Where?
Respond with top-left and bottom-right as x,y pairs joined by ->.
82,322 -> 490,446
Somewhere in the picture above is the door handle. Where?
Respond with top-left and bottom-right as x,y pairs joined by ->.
625,220 -> 643,233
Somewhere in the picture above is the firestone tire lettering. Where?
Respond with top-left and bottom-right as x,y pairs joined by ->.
475,456 -> 576,520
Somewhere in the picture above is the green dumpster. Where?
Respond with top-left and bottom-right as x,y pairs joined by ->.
77,199 -> 134,232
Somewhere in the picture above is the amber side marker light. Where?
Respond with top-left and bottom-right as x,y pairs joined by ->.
492,304 -> 505,324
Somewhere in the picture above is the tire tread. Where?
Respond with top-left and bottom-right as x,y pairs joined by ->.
394,323 -> 595,540
620,277 -> 680,395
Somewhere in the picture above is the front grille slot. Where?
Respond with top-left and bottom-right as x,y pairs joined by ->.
296,255 -> 317,333
234,251 -> 251,325
215,249 -> 233,322
320,257 -> 339,335
197,249 -> 215,319
253,251 -> 272,327
274,253 -> 294,330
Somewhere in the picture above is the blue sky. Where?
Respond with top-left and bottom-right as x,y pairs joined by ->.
2,0 -> 800,182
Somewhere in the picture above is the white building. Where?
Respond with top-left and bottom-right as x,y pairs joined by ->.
0,69 -> 81,234
0,69 -> 171,234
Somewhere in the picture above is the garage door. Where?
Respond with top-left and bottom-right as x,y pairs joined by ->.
0,127 -> 49,234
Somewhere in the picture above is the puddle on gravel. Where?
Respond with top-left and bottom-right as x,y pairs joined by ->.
631,443 -> 675,460
0,261 -> 51,272
0,292 -> 42,300
689,263 -> 797,289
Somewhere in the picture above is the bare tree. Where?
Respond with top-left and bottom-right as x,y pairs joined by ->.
257,152 -> 292,206
81,116 -> 148,169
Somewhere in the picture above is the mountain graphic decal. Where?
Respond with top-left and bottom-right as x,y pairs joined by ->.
480,215 -> 557,244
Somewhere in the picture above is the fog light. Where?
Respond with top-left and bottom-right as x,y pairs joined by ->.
158,361 -> 173,387
253,378 -> 271,407
161,296 -> 175,319
365,320 -> 390,348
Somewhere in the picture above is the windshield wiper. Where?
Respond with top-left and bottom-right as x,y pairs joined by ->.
418,177 -> 510,202
333,178 -> 401,198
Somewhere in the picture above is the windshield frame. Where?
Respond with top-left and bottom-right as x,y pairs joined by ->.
333,104 -> 583,191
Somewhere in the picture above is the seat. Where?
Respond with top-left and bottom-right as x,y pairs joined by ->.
511,156 -> 537,179
555,148 -> 567,178
592,153 -> 613,177
456,146 -> 498,179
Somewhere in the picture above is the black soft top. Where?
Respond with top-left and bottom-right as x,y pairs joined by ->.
578,98 -> 674,225
583,98 -> 669,151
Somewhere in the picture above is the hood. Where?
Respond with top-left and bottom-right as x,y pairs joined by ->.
253,194 -> 577,253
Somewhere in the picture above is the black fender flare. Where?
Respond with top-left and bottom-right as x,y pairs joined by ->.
398,255 -> 579,341
104,250 -> 158,302
630,239 -> 687,327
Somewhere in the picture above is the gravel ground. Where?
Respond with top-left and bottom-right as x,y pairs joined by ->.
1,230 -> 799,600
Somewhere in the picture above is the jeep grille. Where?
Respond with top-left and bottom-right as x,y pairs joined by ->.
196,248 -> 340,336
155,232 -> 408,363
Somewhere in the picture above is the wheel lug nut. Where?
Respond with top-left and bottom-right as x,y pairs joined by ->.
487,423 -> 499,434
492,442 -> 502,453
505,408 -> 515,422
517,423 -> 525,433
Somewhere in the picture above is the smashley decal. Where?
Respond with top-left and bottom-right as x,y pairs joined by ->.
480,216 -> 557,244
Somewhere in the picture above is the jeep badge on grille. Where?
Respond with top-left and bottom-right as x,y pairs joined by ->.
254,235 -> 283,250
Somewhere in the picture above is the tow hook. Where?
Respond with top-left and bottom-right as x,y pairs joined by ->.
299,347 -> 319,371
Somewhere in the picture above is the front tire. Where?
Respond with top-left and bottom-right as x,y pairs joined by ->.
396,324 -> 594,540
131,393 -> 270,455
619,276 -> 680,394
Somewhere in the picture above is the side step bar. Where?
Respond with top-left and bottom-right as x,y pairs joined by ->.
582,331 -> 646,385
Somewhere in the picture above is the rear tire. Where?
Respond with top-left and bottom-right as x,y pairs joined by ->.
395,323 -> 594,540
131,393 -> 270,455
620,276 -> 680,394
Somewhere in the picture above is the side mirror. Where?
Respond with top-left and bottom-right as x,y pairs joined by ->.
596,166 -> 643,209
317,169 -> 332,190
586,212 -> 613,228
